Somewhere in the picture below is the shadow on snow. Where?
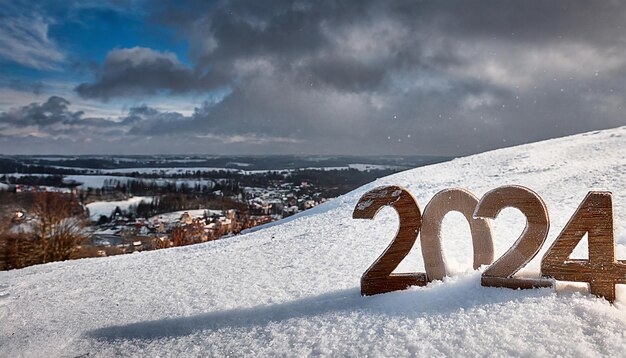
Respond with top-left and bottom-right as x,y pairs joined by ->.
86,273 -> 554,342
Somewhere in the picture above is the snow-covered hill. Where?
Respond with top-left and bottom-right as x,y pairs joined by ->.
3,127 -> 626,357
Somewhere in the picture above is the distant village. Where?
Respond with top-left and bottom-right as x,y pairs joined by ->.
85,179 -> 327,257
1,178 -> 329,265
82,208 -> 274,257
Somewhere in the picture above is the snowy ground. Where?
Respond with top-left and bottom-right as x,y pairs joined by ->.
2,127 -> 626,356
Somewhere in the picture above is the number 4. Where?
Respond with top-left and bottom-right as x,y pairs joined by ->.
541,192 -> 626,302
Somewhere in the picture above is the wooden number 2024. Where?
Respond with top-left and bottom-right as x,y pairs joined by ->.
353,185 -> 624,302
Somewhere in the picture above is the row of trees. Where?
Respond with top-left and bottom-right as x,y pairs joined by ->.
0,175 -> 72,188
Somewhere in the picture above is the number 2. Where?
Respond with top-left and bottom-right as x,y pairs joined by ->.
353,186 -> 427,296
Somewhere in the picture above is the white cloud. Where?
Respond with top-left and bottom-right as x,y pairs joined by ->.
449,41 -> 626,90
106,47 -> 181,68
0,14 -> 65,70
462,93 -> 496,110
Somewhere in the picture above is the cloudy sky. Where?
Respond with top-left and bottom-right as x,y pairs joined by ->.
0,1 -> 625,156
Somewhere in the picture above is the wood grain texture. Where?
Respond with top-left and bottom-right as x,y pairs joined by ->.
353,185 -> 427,296
480,276 -> 553,289
474,185 -> 553,289
421,188 -> 494,281
541,192 -> 626,302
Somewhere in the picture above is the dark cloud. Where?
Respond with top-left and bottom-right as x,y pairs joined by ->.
0,96 -> 127,141
0,96 -> 81,127
4,0 -> 626,155
120,104 -> 186,125
75,47 -> 218,100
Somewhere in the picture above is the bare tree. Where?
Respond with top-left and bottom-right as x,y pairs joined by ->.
0,217 -> 36,270
30,192 -> 87,264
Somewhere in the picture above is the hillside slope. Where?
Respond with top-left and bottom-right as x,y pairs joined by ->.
2,126 -> 626,357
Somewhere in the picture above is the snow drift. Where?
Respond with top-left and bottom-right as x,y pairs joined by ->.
2,127 -> 626,356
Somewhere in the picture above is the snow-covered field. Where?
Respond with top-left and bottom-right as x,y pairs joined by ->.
65,174 -> 137,188
2,127 -> 626,356
86,196 -> 154,220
